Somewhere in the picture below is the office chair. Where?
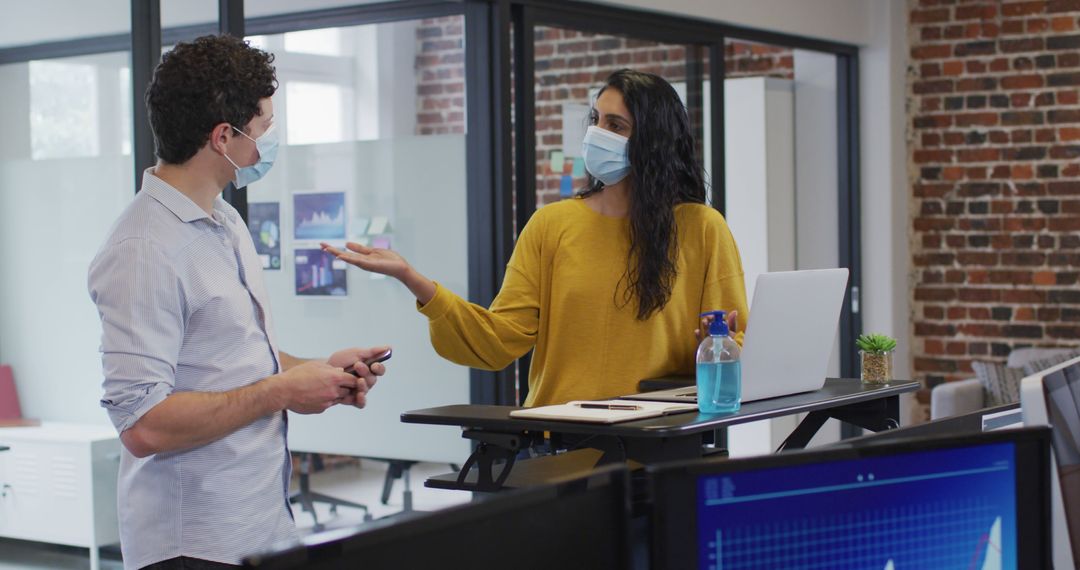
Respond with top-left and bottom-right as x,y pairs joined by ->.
289,452 -> 372,531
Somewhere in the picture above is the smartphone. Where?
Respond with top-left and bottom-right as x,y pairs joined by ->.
344,348 -> 392,377
364,348 -> 393,365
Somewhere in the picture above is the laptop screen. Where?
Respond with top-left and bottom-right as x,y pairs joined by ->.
649,429 -> 1052,570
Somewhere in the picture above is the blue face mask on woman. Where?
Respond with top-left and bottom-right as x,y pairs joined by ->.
581,125 -> 630,186
223,123 -> 278,188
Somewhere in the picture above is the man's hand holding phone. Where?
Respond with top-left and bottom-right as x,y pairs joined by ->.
327,346 -> 391,408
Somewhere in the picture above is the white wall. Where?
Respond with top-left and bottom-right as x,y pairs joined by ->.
600,0 -> 873,45
0,0 -> 388,48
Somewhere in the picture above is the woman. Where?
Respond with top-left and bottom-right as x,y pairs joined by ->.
324,69 -> 747,407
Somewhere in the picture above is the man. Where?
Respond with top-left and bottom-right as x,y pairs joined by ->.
88,35 -> 387,569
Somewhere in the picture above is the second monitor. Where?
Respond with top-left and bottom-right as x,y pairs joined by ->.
649,428 -> 1052,570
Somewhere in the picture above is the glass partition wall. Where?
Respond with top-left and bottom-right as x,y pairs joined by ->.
0,0 -> 861,438
0,0 -> 133,425
242,17 -> 473,463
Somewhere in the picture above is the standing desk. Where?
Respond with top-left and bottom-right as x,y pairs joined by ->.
401,378 -> 919,492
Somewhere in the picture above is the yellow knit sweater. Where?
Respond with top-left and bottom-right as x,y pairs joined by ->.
418,197 -> 748,407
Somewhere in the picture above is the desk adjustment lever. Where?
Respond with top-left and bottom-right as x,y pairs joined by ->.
456,429 -> 530,492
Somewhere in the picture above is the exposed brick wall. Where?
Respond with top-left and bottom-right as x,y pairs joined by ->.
415,16 -> 465,136
725,41 -> 795,80
909,0 -> 1080,383
413,22 -> 793,205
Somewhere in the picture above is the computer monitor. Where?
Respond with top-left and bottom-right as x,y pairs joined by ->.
1021,355 -> 1080,569
243,465 -> 631,569
649,428 -> 1052,570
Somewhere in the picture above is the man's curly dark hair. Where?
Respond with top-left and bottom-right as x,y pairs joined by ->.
146,34 -> 277,165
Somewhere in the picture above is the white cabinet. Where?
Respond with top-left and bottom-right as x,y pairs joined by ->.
0,423 -> 120,570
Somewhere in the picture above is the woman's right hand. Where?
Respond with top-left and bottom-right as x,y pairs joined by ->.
322,241 -> 437,305
322,242 -> 411,280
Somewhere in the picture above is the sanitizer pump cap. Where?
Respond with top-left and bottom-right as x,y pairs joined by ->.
700,311 -> 729,337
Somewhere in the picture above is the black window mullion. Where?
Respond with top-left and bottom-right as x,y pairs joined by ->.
465,0 -> 516,406
219,0 -> 247,222
838,52 -> 863,390
131,0 -> 161,194
709,41 -> 726,214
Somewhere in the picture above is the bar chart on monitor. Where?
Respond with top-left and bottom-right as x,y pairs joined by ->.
696,444 -> 1018,570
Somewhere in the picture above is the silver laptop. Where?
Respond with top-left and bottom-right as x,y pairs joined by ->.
624,268 -> 849,404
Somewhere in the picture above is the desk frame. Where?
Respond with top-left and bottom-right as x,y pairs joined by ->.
402,379 -> 918,492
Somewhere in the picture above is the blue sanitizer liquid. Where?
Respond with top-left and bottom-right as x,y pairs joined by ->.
696,360 -> 742,413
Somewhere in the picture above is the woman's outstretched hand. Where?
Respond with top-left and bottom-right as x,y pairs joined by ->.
322,241 -> 437,305
322,242 -> 410,280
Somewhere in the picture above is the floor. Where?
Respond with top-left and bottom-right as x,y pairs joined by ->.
0,460 -> 472,570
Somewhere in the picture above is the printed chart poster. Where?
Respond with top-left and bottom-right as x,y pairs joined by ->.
247,202 -> 281,270
293,191 -> 346,240
295,248 -> 348,297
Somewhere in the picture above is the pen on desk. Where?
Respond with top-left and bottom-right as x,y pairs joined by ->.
577,402 -> 642,410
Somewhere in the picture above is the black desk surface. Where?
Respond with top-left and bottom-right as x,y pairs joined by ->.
402,378 -> 918,438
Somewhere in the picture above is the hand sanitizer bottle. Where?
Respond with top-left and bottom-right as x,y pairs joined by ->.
696,310 -> 741,413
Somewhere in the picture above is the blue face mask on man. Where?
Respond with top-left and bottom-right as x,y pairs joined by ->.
581,125 -> 630,186
223,123 -> 278,188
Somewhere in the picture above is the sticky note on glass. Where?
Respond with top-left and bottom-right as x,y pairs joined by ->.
368,216 -> 389,235
571,157 -> 585,178
559,175 -> 573,198
549,151 -> 565,174
351,217 -> 370,237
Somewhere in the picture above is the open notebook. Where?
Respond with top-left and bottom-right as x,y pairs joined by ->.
509,399 -> 698,424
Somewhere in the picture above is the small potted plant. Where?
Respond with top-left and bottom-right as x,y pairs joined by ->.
856,333 -> 896,384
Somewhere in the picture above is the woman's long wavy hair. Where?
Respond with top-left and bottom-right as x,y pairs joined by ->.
581,69 -> 708,320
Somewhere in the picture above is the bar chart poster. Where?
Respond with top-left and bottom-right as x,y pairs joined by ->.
294,248 -> 347,297
696,443 -> 1018,570
293,191 -> 346,240
247,202 -> 281,270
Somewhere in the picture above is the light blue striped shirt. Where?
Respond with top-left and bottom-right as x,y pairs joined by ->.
88,170 -> 297,569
